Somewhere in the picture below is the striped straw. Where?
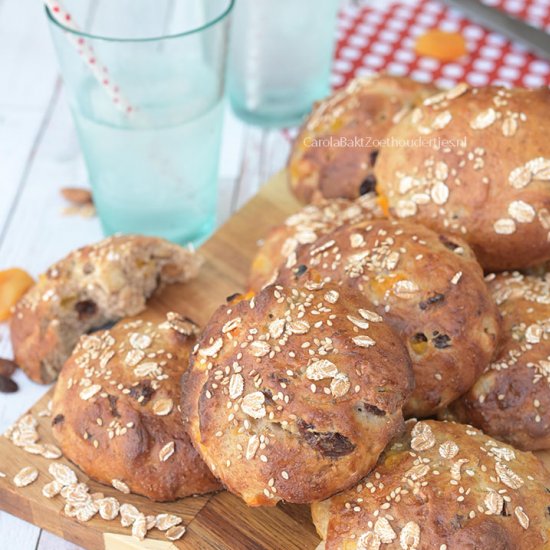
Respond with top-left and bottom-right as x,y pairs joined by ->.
45,0 -> 136,115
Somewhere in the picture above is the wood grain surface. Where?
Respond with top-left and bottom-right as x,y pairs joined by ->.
0,171 -> 548,550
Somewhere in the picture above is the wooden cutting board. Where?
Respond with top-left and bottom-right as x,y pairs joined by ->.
0,171 -> 548,550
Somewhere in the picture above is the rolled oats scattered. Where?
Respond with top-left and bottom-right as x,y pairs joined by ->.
393,280 -> 420,297
241,391 -> 266,419
152,398 -> 173,416
495,461 -> 523,489
75,500 -> 98,522
434,161 -> 449,181
493,218 -> 516,235
446,82 -> 469,100
411,422 -> 435,452
79,384 -> 101,401
324,290 -> 340,304
246,434 -> 260,460
222,317 -> 242,333
49,463 -> 78,486
120,503 -> 140,526
13,466 -> 38,487
145,515 -> 156,530
229,373 -> 244,399
470,108 -> 496,130
288,320 -> 310,334
374,517 -> 396,543
268,319 -> 286,339
399,176 -> 415,194
515,506 -> 530,529
131,513 -> 148,540
156,513 -> 182,531
352,335 -> 376,348
163,312 -> 198,336
350,233 -> 366,248
399,521 -> 420,550
165,525 -> 186,541
432,110 -> 452,130
199,338 -> 223,357
159,441 -> 175,462
528,157 -> 550,180
112,478 -> 131,494
306,359 -> 338,381
125,349 -> 145,367
97,497 -> 120,520
484,490 -> 504,515
502,117 -> 518,137
134,362 -> 160,378
23,443 -> 45,455
438,440 -> 459,459
248,340 -> 271,358
395,200 -> 417,218
525,324 -> 542,344
129,333 -> 152,350
450,458 -> 469,481
431,182 -> 449,206
508,200 -> 536,223
359,309 -> 383,323
508,165 -> 532,189
347,315 -> 370,330
42,443 -> 63,459
42,480 -> 63,498
358,531 -> 381,550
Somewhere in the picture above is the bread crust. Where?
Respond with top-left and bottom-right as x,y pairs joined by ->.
447,271 -> 550,451
312,419 -> 550,550
375,84 -> 550,271
288,75 -> 437,203
10,235 -> 202,383
182,281 -> 413,506
51,313 -> 221,501
275,218 -> 501,417
248,195 -> 383,292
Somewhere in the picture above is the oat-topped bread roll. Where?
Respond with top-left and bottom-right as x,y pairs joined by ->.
375,84 -> 550,271
446,272 -> 550,451
182,281 -> 413,506
288,74 -> 438,204
10,235 -> 202,384
275,219 -> 501,418
51,313 -> 221,501
312,420 -> 550,550
249,194 -> 383,292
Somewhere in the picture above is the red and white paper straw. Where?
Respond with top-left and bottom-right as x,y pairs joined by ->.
45,0 -> 136,115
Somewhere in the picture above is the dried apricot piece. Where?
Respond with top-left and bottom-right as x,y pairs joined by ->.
0,268 -> 34,321
415,30 -> 467,61
377,194 -> 390,217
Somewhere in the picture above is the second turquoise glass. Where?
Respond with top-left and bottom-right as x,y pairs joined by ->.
227,0 -> 340,127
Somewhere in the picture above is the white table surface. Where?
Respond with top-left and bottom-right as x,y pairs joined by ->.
0,1 -> 292,548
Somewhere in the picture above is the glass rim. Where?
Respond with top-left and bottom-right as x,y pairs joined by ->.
45,0 -> 235,43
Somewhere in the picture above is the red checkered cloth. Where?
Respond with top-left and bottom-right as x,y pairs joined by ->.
331,0 -> 550,90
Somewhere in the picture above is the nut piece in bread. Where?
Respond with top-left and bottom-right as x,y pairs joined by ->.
249,195 -> 383,292
375,84 -> 550,271
51,313 -> 221,501
10,235 -> 202,384
288,74 -> 438,203
182,281 -> 413,506
446,271 -> 550,451
312,420 -> 550,550
275,219 -> 501,417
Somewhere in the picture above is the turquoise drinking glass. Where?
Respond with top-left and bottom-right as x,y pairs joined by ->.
227,0 -> 340,127
46,0 -> 234,246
